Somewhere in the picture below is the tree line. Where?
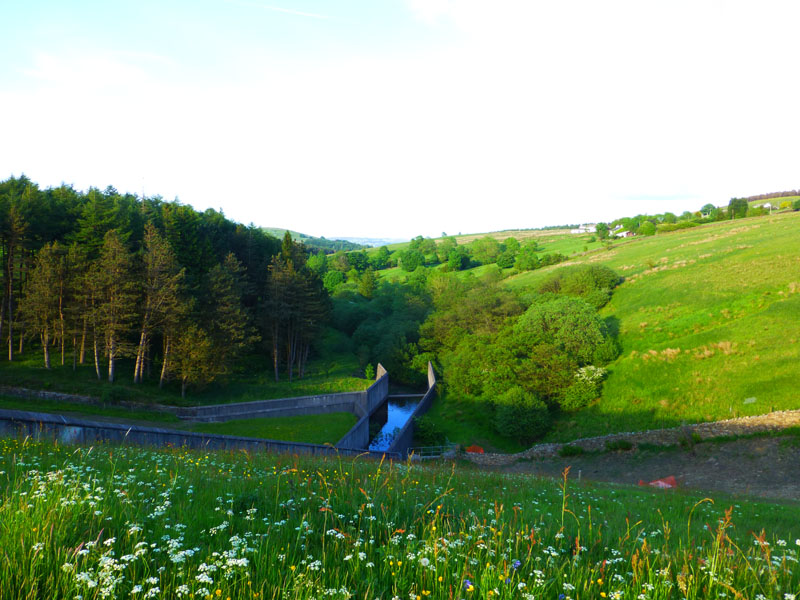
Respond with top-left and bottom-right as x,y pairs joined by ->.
1,176 -> 327,396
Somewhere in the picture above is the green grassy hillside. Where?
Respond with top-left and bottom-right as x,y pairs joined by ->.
506,211 -> 800,441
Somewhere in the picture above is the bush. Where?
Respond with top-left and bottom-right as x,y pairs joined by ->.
493,386 -> 551,444
638,221 -> 656,236
538,264 -> 620,308
657,221 -> 698,232
559,379 -> 598,411
558,444 -> 584,457
413,415 -> 446,447
592,337 -> 621,365
605,439 -> 633,451
323,270 -> 345,292
364,363 -> 375,380
794,199 -> 800,211
101,386 -> 133,404
559,366 -> 606,411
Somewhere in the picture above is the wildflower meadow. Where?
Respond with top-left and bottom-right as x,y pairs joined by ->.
0,437 -> 798,599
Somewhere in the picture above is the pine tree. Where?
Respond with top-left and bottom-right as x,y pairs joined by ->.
4,204 -> 27,361
134,223 -> 184,383
19,242 -> 62,368
95,230 -> 138,383
206,253 -> 258,375
173,324 -> 215,398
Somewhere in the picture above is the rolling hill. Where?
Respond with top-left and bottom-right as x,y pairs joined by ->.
504,211 -> 800,441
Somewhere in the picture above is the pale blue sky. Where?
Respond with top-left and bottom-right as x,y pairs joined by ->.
2,1 -> 799,238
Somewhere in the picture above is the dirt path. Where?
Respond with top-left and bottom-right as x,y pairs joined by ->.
501,436 -> 800,502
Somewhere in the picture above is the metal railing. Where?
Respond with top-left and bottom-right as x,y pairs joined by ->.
406,444 -> 459,459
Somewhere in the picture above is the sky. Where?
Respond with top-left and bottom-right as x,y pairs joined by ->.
2,0 -> 800,240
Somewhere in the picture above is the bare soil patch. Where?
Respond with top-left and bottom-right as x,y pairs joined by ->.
502,436 -> 800,501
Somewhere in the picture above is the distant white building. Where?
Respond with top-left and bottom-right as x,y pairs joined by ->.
570,224 -> 597,234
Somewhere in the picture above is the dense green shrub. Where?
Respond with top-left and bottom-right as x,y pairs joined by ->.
592,336 -> 621,365
323,270 -> 345,292
101,386 -> 133,404
657,221 -> 698,232
638,221 -> 656,236
793,199 -> 800,211
493,386 -> 551,444
605,439 -> 633,451
514,296 -> 607,365
559,365 -> 606,411
536,264 -> 620,308
559,379 -> 598,411
558,444 -> 584,457
413,415 -> 446,446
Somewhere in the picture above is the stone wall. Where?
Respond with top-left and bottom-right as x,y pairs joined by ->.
463,409 -> 800,467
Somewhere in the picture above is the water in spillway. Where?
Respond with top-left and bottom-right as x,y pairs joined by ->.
368,396 -> 420,451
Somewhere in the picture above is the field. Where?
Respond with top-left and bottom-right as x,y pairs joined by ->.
505,211 -> 800,441
374,229 -> 602,258
1,438 -> 798,599
183,412 -> 357,444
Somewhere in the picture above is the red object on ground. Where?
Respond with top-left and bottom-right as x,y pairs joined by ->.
638,475 -> 678,489
465,445 -> 485,454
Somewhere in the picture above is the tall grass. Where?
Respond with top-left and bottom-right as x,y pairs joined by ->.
1,438 -> 797,599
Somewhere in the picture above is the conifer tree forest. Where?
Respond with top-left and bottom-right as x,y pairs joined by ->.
0,176 -> 328,397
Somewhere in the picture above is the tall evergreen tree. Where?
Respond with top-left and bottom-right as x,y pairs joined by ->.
4,204 -> 27,361
206,253 -> 257,375
94,230 -> 138,383
19,242 -> 62,368
72,188 -> 119,259
134,223 -> 184,383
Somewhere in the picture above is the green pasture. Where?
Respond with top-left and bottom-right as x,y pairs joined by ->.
370,228 -> 602,261
184,412 -> 357,444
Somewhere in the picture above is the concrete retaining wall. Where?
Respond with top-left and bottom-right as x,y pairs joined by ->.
335,370 -> 390,450
386,362 -> 437,457
0,409 -> 400,459
176,392 -> 368,422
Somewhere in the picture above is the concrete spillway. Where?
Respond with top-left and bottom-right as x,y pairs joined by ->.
368,394 -> 424,451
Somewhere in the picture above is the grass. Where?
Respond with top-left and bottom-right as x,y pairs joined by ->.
183,412 -> 358,444
0,330 -> 370,408
0,393 -> 358,444
423,392 -> 526,453
1,438 -> 798,599
503,211 -> 800,442
0,394 -> 181,424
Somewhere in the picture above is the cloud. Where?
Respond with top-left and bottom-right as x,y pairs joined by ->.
223,0 -> 331,20
20,52 -> 154,91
